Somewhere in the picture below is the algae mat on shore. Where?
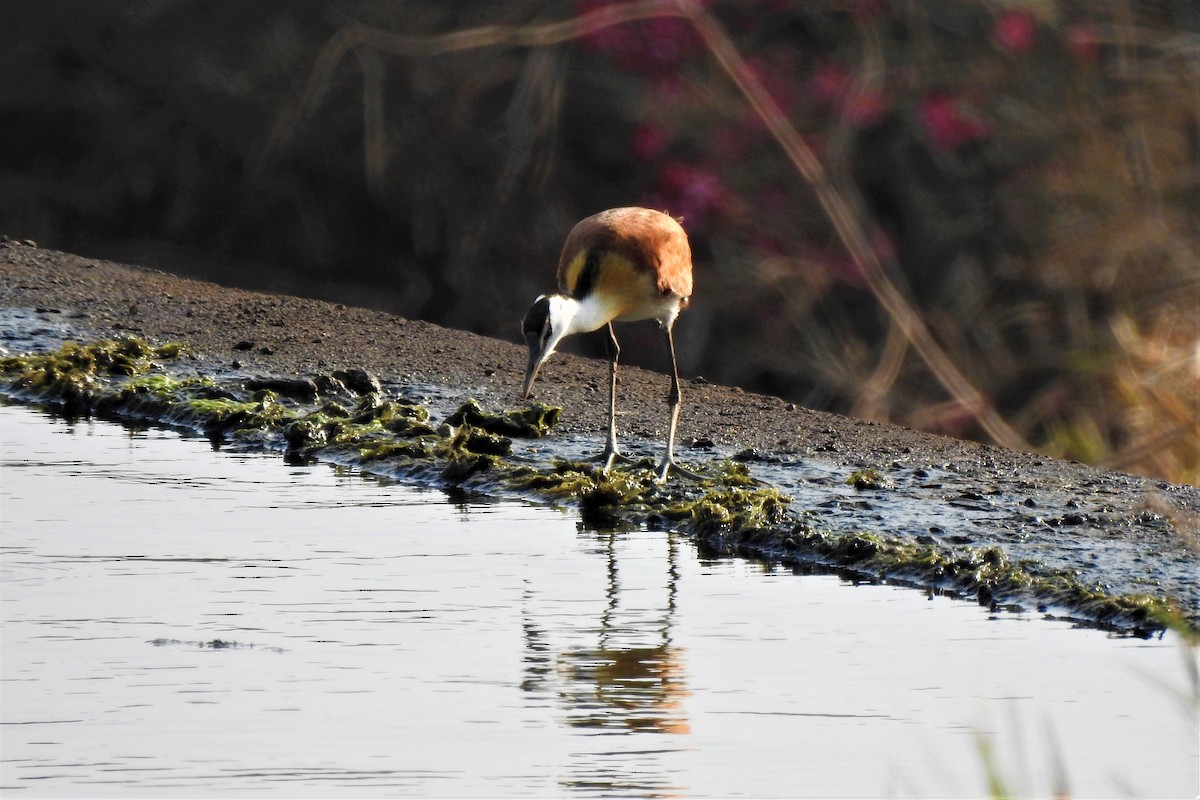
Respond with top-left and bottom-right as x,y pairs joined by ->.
1,335 -> 1192,637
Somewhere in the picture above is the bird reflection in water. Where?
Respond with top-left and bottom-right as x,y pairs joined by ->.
521,528 -> 690,736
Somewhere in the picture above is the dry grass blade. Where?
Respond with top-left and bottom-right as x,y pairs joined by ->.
262,0 -> 689,160
679,0 -> 1028,452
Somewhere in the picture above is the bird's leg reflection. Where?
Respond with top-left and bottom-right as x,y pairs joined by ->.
520,529 -> 690,736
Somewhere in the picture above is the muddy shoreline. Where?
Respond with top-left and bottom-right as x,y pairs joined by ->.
2,240 -> 1197,633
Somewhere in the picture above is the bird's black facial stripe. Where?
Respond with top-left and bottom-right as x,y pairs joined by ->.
572,249 -> 601,300
523,296 -> 551,341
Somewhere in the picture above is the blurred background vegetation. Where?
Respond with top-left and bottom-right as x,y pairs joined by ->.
2,0 -> 1196,484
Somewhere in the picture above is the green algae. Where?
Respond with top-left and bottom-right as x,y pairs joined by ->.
576,470 -> 656,527
357,440 -> 434,462
767,526 -> 1180,633
352,393 -> 435,433
846,467 -> 889,490
661,485 -> 792,537
105,375 -> 228,419
446,398 -> 562,438
510,459 -> 646,498
1,334 -> 1189,637
706,460 -> 759,488
502,457 -> 790,536
178,395 -> 289,436
1,338 -> 186,416
433,423 -> 513,480
516,462 -> 660,528
0,338 -> 185,380
451,425 -> 511,456
284,397 -> 440,461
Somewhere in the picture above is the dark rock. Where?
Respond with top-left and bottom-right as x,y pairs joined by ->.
245,376 -> 318,403
331,368 -> 382,396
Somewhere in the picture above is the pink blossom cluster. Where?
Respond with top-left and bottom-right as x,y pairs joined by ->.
576,0 -> 702,74
571,0 -> 1108,269
918,91 -> 989,151
992,9 -> 1038,54
642,160 -> 730,229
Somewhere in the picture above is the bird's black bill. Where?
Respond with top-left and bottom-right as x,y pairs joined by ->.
520,297 -> 554,399
522,341 -> 544,399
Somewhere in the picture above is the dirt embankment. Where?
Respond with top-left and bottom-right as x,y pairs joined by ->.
2,240 -> 1197,632
0,241 -> 1085,466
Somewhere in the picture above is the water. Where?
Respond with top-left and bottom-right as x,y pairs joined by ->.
1,404 -> 1196,798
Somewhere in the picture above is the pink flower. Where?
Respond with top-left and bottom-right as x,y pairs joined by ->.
844,87 -> 889,127
631,124 -> 667,159
830,251 -> 867,288
809,61 -> 889,127
1067,21 -> 1101,63
651,161 -> 729,227
575,0 -> 699,74
746,55 -> 799,116
993,10 -> 1037,54
919,91 -> 990,150
575,0 -> 631,56
643,17 -> 699,68
809,61 -> 851,105
871,229 -> 896,262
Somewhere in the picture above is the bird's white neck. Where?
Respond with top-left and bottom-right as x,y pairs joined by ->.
549,293 -> 615,336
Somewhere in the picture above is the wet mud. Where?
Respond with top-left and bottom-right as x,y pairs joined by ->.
2,241 -> 1197,635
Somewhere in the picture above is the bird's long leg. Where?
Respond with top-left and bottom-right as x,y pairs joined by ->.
597,322 -> 634,472
657,324 -> 702,482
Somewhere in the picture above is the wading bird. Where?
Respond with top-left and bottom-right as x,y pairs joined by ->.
521,207 -> 695,482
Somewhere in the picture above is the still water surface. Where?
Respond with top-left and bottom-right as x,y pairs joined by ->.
1,404 -> 1196,798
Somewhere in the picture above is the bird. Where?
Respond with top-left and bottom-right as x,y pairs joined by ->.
520,207 -> 695,482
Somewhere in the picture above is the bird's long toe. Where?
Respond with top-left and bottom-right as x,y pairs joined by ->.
655,457 -> 704,483
594,443 -> 636,473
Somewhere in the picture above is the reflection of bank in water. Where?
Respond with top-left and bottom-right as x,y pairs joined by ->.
521,528 -> 691,737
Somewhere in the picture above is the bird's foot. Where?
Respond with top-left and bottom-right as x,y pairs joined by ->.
655,456 -> 705,483
593,442 -> 636,473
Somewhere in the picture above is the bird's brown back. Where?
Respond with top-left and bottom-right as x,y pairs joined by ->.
557,208 -> 693,306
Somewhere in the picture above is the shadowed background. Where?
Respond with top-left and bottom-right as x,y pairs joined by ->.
2,0 -> 1196,483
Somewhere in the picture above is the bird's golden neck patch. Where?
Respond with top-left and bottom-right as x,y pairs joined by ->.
561,248 -> 673,330
562,249 -> 597,300
566,249 -> 646,299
